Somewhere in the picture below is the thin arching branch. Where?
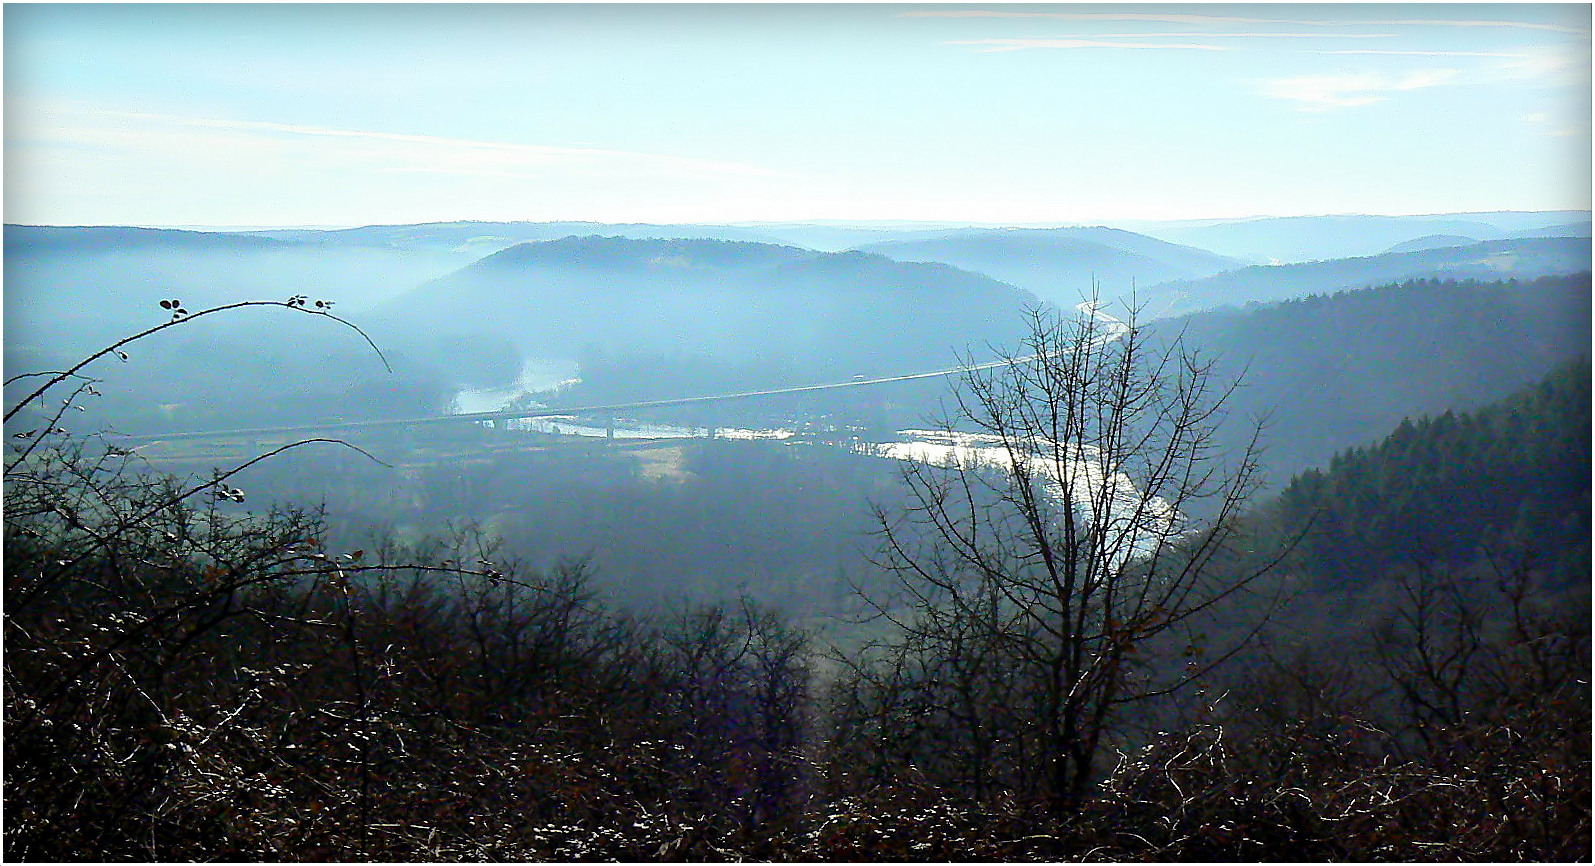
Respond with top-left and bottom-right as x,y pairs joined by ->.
5,298 -> 390,424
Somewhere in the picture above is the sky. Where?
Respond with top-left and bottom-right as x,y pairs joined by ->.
3,3 -> 1590,228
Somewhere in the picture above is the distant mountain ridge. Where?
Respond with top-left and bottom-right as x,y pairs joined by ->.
11,217 -> 1590,417
5,224 -> 299,253
466,234 -> 814,272
17,208 -> 1585,262
851,226 -> 1243,308
1144,236 -> 1591,317
242,220 -> 797,258
1381,234 -> 1481,254
1122,210 -> 1590,264
3,225 -> 472,358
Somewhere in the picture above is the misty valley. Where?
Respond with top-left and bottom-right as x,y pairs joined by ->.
6,213 -> 1590,860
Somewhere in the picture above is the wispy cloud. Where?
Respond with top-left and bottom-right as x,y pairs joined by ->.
1317,49 -> 1524,58
946,31 -> 1399,52
907,11 -> 1291,25
948,38 -> 1229,52
1261,69 -> 1463,110
905,9 -> 1587,34
22,104 -> 783,182
1321,44 -> 1589,87
1523,111 -> 1586,139
1375,18 -> 1587,35
1109,32 -> 1398,40
1493,44 -> 1593,85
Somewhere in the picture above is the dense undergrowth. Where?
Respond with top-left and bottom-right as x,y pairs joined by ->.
8,431 -> 1587,860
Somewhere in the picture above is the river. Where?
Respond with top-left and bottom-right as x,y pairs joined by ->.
445,300 -> 1169,547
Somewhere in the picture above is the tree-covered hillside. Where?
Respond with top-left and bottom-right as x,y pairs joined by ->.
1272,357 -> 1590,587
1154,273 -> 1591,486
1179,359 -> 1593,850
370,235 -> 1043,394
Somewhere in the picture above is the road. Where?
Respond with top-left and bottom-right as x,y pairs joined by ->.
111,357 -> 1016,444
114,302 -> 1130,445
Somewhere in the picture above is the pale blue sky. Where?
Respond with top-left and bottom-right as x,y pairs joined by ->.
4,3 -> 1590,228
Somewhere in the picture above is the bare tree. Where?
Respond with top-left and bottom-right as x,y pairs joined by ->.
651,598 -> 812,832
854,299 -> 1289,819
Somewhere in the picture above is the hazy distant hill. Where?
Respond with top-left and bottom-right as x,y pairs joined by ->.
1148,272 -> 1592,486
13,220 -> 1589,441
1144,236 -> 1591,317
851,226 -> 1242,307
1505,220 -> 1593,241
1381,234 -> 1481,254
1124,210 -> 1589,264
243,220 -> 792,258
735,222 -> 959,252
4,224 -> 519,432
243,219 -> 1035,257
369,235 -> 1041,387
3,223 -> 470,358
6,224 -> 294,253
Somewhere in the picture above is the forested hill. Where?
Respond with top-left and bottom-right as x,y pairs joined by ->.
1153,273 -> 1591,486
370,235 -> 1041,388
1266,357 -> 1590,588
